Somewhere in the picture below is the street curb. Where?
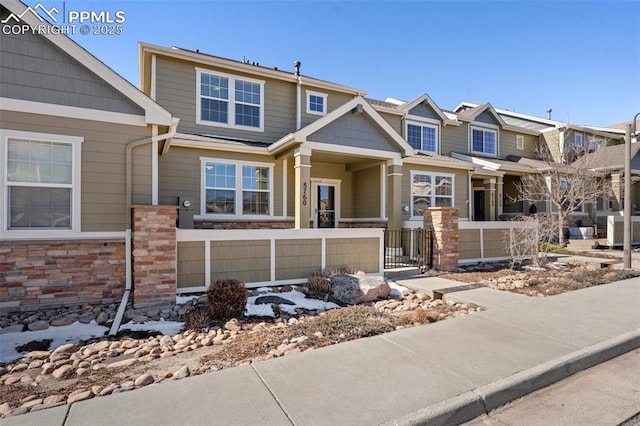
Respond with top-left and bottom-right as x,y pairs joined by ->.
384,328 -> 640,426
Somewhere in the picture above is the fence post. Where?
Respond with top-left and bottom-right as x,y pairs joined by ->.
423,207 -> 459,271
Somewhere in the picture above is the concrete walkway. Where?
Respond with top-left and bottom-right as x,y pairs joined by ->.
5,277 -> 640,426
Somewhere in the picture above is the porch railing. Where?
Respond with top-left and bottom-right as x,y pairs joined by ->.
384,228 -> 433,269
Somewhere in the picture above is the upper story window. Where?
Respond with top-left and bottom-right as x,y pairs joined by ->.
202,158 -> 273,216
306,91 -> 327,116
2,130 -> 82,232
471,126 -> 497,156
410,171 -> 454,218
197,68 -> 264,131
406,122 -> 438,153
516,135 -> 524,150
574,133 -> 583,148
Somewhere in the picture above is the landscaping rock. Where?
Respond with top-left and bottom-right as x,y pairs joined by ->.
67,389 -> 93,404
173,366 -> 190,379
331,274 -> 391,304
51,316 -> 77,327
96,312 -> 109,325
51,365 -> 74,380
134,373 -> 154,387
28,320 -> 49,331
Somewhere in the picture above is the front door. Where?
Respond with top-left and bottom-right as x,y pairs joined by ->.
316,184 -> 336,228
474,190 -> 485,221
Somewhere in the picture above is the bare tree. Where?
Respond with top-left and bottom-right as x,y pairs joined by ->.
513,141 -> 612,245
503,214 -> 557,268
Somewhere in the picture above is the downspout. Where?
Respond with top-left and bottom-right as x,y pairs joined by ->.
294,61 -> 301,130
468,168 -> 477,220
109,120 -> 179,336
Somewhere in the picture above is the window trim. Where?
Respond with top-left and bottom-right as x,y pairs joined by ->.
405,119 -> 440,154
470,124 -> 499,157
195,68 -> 265,132
1,129 -> 83,236
306,90 -> 327,116
574,132 -> 583,148
409,170 -> 455,220
516,134 -> 524,150
200,157 -> 274,218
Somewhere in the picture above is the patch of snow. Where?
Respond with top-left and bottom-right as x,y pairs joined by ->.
176,294 -> 200,305
244,288 -> 338,317
522,266 -> 546,271
120,320 -> 183,336
546,262 -> 568,270
0,321 -> 108,364
388,280 -> 408,297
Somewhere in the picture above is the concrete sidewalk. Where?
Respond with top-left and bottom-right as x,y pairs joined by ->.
5,277 -> 640,426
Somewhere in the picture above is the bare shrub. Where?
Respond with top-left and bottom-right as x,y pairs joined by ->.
206,279 -> 247,322
414,306 -> 428,324
305,275 -> 332,301
296,305 -> 395,340
183,307 -> 212,331
504,214 -> 557,268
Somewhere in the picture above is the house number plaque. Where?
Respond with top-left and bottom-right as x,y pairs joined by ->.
302,182 -> 308,206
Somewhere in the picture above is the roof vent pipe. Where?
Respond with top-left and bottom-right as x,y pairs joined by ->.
295,61 -> 302,129
546,108 -> 552,119
294,61 -> 301,76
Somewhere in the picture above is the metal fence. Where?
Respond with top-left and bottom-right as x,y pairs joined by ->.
384,228 -> 433,269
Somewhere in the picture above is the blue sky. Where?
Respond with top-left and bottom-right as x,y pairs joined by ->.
25,0 -> 640,126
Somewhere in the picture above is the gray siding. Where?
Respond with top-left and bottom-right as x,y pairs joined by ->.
0,11 -> 142,115
500,130 -> 537,158
155,56 -> 296,143
408,103 -> 441,121
474,111 -> 501,126
2,110 -> 152,231
379,112 -> 402,135
308,113 -> 401,153
353,166 -> 381,217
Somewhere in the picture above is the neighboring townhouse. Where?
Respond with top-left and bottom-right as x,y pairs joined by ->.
0,0 -> 177,312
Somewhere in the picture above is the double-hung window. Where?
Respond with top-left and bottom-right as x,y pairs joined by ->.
406,122 -> 438,153
574,133 -> 583,148
2,130 -> 82,232
203,159 -> 272,216
471,126 -> 497,156
197,69 -> 264,131
410,171 -> 454,218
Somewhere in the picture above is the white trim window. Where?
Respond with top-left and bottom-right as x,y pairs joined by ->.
2,130 -> 82,232
306,91 -> 327,116
202,158 -> 273,217
574,132 -> 583,148
406,122 -> 438,153
516,134 -> 524,150
471,126 -> 498,156
410,171 -> 454,218
196,68 -> 264,131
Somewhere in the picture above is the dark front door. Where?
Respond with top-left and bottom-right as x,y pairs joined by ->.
474,190 -> 485,221
317,185 -> 336,228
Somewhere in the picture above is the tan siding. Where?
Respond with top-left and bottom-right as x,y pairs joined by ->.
158,146 -> 280,215
301,86 -> 354,128
503,175 -> 525,214
326,238 -> 379,272
541,130 -> 561,162
500,130 -> 537,158
155,56 -> 296,143
402,165 -> 469,220
131,144 -> 152,205
210,240 -> 271,283
177,241 -> 205,288
459,229 -> 482,260
311,162 -> 353,218
379,112 -> 402,135
441,123 -> 468,156
275,239 -> 321,280
1,110 -> 151,232
353,166 -> 381,218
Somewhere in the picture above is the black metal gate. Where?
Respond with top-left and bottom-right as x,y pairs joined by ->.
384,228 -> 433,269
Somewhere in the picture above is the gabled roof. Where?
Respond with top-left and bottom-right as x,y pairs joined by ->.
451,152 -> 550,174
574,143 -> 640,173
400,94 -> 458,125
269,96 -> 414,156
2,0 -> 173,126
456,103 -> 507,127
455,101 -> 561,129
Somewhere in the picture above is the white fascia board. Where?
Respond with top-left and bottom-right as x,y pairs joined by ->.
268,133 -> 296,155
1,98 -> 147,126
2,0 -> 173,127
304,141 -> 402,160
452,152 -> 501,171
401,94 -> 450,124
403,156 -> 474,171
502,124 -> 541,136
171,139 -> 270,155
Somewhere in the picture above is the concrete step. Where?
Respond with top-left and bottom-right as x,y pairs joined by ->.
567,239 -> 600,250
384,267 -> 421,279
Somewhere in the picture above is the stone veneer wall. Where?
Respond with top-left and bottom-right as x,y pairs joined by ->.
423,207 -> 459,272
0,240 -> 126,313
132,205 -> 178,308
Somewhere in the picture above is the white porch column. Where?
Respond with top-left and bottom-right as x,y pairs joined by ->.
485,178 -> 496,221
386,158 -> 403,231
497,176 -> 504,218
294,146 -> 312,229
